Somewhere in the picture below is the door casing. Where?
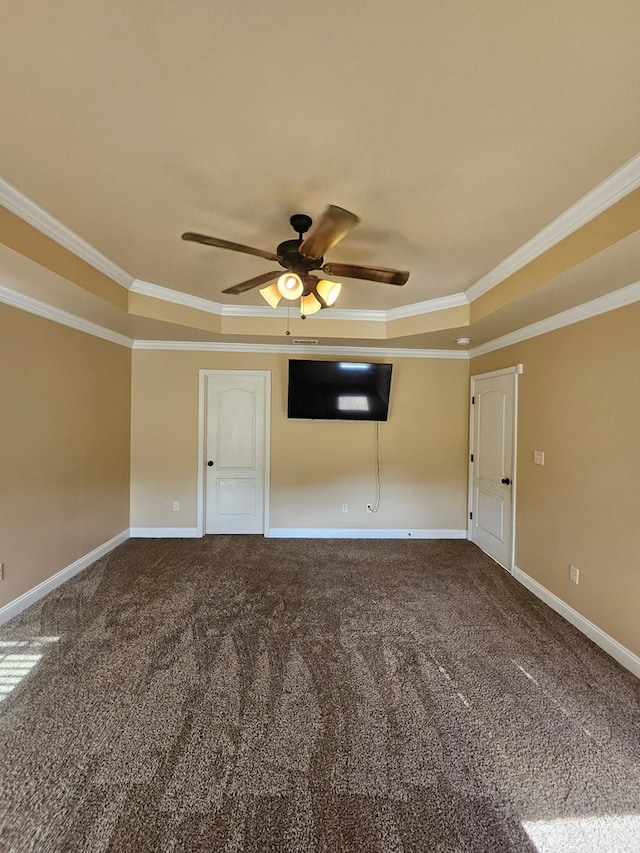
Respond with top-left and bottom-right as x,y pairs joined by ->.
468,364 -> 522,571
197,369 -> 271,536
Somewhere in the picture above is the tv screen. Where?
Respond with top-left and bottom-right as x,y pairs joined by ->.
288,360 -> 393,421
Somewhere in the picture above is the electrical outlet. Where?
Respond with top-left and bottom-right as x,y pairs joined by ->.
172,501 -> 180,512
366,504 -> 373,512
342,503 -> 348,512
569,565 -> 580,584
534,450 -> 545,465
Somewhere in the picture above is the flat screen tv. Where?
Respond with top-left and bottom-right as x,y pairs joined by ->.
288,359 -> 393,421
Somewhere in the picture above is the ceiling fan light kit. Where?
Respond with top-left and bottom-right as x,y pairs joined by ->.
277,272 -> 304,300
259,283 -> 282,309
181,205 -> 409,323
300,292 -> 322,316
316,278 -> 342,307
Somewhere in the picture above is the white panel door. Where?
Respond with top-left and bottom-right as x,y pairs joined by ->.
205,372 -> 268,534
470,371 -> 516,569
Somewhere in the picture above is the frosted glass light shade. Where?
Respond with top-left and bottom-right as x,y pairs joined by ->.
259,283 -> 282,308
300,292 -> 322,315
277,272 -> 304,300
316,279 -> 342,306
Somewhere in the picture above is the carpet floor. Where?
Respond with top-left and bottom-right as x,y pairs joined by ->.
0,537 -> 639,852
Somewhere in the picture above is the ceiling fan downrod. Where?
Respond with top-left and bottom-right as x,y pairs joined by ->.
289,213 -> 312,240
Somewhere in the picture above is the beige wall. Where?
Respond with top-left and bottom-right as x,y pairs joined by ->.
0,302 -> 131,607
130,351 -> 470,532
4,292 -> 639,666
472,302 -> 640,657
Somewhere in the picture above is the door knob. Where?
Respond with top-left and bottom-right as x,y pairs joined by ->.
207,460 -> 214,467
501,477 -> 511,485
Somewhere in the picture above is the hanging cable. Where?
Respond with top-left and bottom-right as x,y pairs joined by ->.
369,420 -> 382,512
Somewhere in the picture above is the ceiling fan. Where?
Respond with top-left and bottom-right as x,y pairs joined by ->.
182,205 -> 409,317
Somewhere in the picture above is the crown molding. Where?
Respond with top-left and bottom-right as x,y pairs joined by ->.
465,152 -> 640,301
6,273 -> 637,359
131,279 -> 467,322
131,279 -> 226,314
2,275 -> 448,355
468,280 -> 640,357
5,151 -> 640,319
0,283 -> 133,348
295,306 -> 386,322
0,177 -> 134,290
132,278 -> 387,321
386,292 -> 469,320
218,301 -> 386,322
131,339 -> 468,359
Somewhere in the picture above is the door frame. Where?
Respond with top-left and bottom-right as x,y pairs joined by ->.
467,364 -> 522,572
196,369 -> 271,537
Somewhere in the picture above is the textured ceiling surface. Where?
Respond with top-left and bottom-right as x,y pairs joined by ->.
1,0 -> 640,345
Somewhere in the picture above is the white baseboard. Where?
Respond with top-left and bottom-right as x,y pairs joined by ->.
512,565 -> 640,680
129,527 -> 201,538
0,529 -> 130,627
267,528 -> 468,539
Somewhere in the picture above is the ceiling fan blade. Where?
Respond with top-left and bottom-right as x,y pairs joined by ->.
322,262 -> 409,286
182,231 -> 280,262
299,205 -> 360,259
222,270 -> 281,295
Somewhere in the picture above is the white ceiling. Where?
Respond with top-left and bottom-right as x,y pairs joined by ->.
2,0 -> 640,342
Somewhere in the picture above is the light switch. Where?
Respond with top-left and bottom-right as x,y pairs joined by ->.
533,450 -> 545,465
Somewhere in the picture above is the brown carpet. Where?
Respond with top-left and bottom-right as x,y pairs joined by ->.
0,537 -> 639,852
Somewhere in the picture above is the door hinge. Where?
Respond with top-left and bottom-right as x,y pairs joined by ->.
470,454 -> 474,462
471,395 -> 475,404
469,511 -> 473,520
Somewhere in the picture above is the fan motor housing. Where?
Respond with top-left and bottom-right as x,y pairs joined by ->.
276,239 -> 323,273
